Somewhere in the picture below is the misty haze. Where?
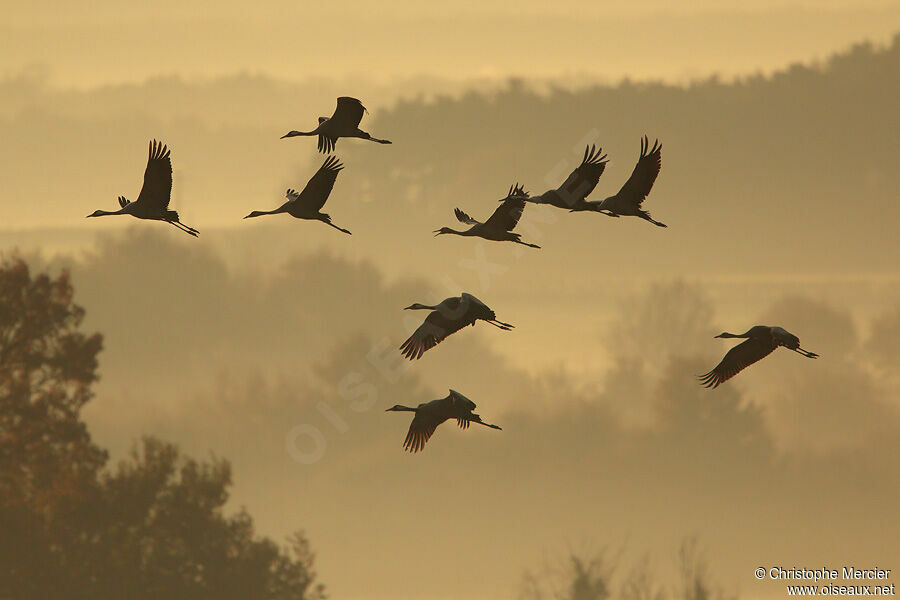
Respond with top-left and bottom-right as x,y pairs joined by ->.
1,4 -> 898,600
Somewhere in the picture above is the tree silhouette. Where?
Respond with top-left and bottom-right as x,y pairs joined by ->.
0,257 -> 325,600
0,257 -> 106,597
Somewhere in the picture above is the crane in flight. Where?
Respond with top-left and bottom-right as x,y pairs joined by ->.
400,293 -> 513,360
590,136 -> 666,227
434,183 -> 540,248
243,156 -> 351,234
510,144 -> 609,213
513,137 -> 667,227
699,325 -> 818,388
87,140 -> 199,237
280,96 -> 391,153
386,389 -> 502,453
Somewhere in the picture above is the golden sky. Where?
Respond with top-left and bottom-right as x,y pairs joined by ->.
3,1 -> 899,86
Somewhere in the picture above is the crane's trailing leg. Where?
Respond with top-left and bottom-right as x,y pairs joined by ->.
165,210 -> 199,235
792,347 -> 819,358
318,215 -> 352,235
360,130 -> 392,145
471,417 -> 503,430
639,211 -> 667,227
180,220 -> 200,235
165,219 -> 198,237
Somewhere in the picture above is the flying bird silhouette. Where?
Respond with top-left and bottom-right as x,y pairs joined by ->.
512,138 -> 666,226
280,96 -> 391,153
399,293 -> 513,360
386,389 -> 502,453
434,184 -> 540,248
510,144 -> 609,213
87,140 -> 199,237
699,325 -> 819,388
591,136 -> 666,227
243,156 -> 351,234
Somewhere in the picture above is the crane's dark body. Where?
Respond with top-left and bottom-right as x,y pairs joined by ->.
699,325 -> 819,388
87,140 -> 199,237
243,156 -> 351,234
281,97 -> 391,153
386,389 -> 502,453
513,145 -> 609,212
399,293 -> 513,360
514,138 -> 666,227
434,184 -> 539,248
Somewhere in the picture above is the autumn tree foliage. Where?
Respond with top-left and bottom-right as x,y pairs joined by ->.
0,257 -> 324,600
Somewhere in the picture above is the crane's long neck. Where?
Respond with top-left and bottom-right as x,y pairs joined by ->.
436,228 -> 475,237
244,209 -> 282,218
88,208 -> 126,217
281,129 -> 317,138
717,330 -> 753,339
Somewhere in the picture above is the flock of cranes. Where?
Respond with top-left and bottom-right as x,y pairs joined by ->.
86,96 -> 818,452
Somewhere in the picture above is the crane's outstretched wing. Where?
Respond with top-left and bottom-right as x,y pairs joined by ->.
454,208 -> 479,225
296,156 -> 343,211
135,140 -> 173,211
611,136 -> 662,208
448,389 -> 477,412
403,412 -> 442,453
317,134 -> 337,154
485,198 -> 526,232
699,338 -> 776,388
448,389 -> 477,429
399,311 -> 469,360
332,96 -> 367,129
458,292 -> 496,320
555,145 -> 608,206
